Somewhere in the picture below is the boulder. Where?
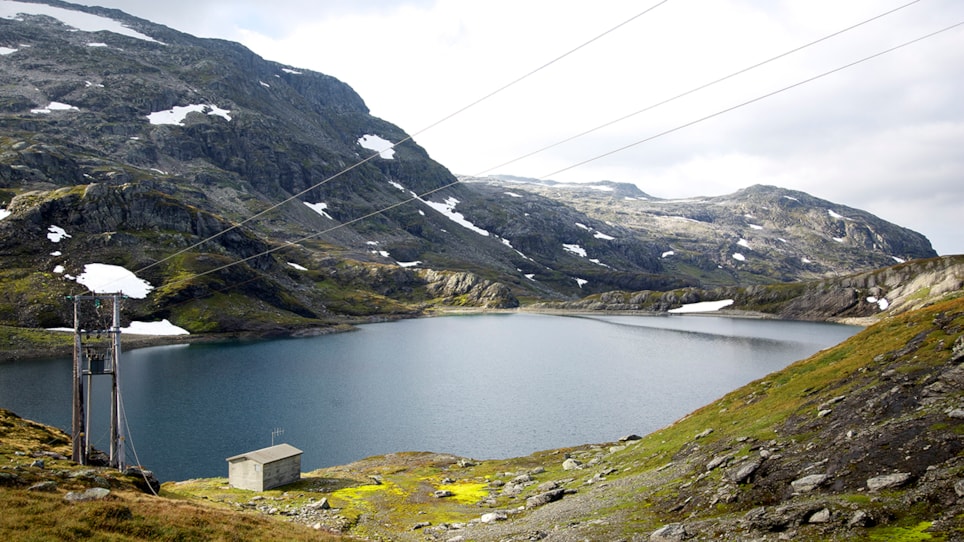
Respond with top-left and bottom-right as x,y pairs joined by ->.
866,472 -> 911,491
64,487 -> 110,502
525,488 -> 566,509
480,511 -> 507,523
727,459 -> 761,484
562,458 -> 582,471
791,474 -> 829,493
650,523 -> 687,541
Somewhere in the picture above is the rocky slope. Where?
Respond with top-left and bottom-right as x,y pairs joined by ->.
535,254 -> 964,323
0,0 -> 939,340
4,270 -> 962,541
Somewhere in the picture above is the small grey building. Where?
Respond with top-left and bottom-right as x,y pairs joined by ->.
226,443 -> 303,491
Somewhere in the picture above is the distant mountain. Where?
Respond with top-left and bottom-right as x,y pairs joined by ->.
0,0 -> 937,335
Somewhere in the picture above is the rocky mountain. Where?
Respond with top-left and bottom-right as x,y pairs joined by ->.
0,0 -> 938,336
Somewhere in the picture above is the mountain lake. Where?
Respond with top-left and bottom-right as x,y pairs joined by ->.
0,312 -> 861,481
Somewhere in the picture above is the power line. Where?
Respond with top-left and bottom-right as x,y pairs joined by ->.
124,1 -> 671,285
541,20 -> 964,180
474,0 -> 923,177
153,18 -> 964,294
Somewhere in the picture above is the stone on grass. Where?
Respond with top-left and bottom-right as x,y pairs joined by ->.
866,472 -> 911,491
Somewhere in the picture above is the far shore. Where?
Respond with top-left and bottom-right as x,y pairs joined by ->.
0,305 -> 867,364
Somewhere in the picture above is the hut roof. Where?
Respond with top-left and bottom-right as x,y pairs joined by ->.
226,443 -> 302,464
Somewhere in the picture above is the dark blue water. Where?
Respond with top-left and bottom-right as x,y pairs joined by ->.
0,313 -> 860,481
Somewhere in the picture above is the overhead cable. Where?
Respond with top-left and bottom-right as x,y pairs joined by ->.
126,1 -> 670,282
475,0 -> 922,176
154,18 -> 964,293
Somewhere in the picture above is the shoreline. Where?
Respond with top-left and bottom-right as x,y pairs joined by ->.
0,306 -> 865,364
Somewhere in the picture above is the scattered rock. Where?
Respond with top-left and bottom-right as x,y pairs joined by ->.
790,474 -> 829,493
64,487 -> 110,502
412,521 -> 431,530
727,459 -> 762,484
536,481 -> 558,492
434,490 -> 454,499
808,508 -> 831,523
30,459 -> 44,469
694,428 -> 714,439
619,434 -> 642,442
848,510 -> 872,527
650,522 -> 687,541
306,497 -> 330,510
512,473 -> 533,484
28,480 -> 57,492
866,472 -> 911,491
562,458 -> 582,471
955,479 -> 964,497
123,466 -> 160,493
526,488 -> 567,509
480,511 -> 507,523
706,454 -> 732,471
947,409 -> 964,419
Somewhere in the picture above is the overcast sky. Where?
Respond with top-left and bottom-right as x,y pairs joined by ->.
79,0 -> 964,255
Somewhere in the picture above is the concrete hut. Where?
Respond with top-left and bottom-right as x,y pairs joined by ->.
226,443 -> 303,491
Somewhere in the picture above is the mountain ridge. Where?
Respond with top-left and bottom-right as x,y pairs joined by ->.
0,0 -> 940,339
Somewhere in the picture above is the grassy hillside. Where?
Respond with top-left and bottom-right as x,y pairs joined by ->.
4,288 -> 961,540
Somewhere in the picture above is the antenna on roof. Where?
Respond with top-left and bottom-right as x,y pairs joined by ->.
271,427 -> 284,446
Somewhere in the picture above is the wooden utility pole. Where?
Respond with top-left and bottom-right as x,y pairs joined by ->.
70,293 -> 126,469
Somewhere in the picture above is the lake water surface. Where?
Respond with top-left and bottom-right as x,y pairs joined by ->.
0,313 -> 860,481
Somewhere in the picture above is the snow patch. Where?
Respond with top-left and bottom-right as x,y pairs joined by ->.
593,231 -> 615,241
0,1 -> 160,43
47,225 -> 71,243
147,104 -> 232,125
287,262 -> 308,271
833,237 -> 845,243
422,197 -> 489,236
749,224 -> 763,230
0,208 -> 10,220
662,250 -> 675,258
53,265 -> 65,274
397,261 -> 421,268
50,251 -> 62,256
783,195 -> 799,202
357,134 -> 395,159
737,239 -> 750,249
122,320 -> 189,336
75,263 -> 153,299
575,223 -> 591,231
281,68 -> 302,74
504,191 -> 523,198
802,257 -> 812,264
828,209 -> 851,220
732,253 -> 746,261
304,201 -> 333,219
31,101 -> 79,114
87,42 -> 108,47
892,256 -> 906,264
867,296 -> 890,311
669,299 -> 735,314
259,80 -> 270,88
0,47 -> 19,55
575,278 -> 588,287
563,244 -> 587,257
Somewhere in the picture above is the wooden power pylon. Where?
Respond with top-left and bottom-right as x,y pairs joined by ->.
69,293 -> 125,469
